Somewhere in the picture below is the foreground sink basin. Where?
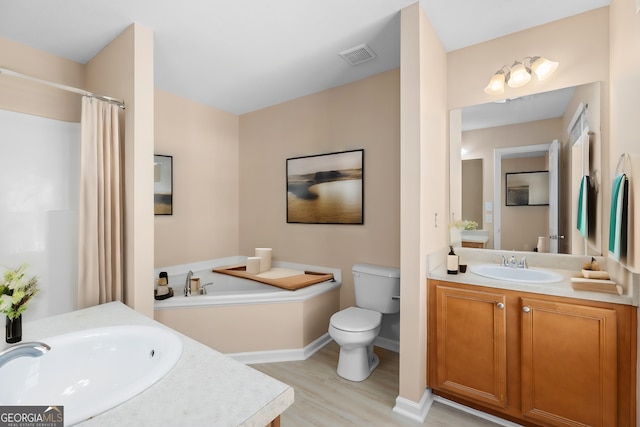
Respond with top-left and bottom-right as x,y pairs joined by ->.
0,325 -> 183,425
469,264 -> 563,284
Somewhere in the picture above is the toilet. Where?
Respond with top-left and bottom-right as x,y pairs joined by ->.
328,263 -> 400,381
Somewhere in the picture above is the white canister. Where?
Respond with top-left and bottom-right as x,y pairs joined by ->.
255,248 -> 272,272
537,236 -> 549,253
246,257 -> 261,274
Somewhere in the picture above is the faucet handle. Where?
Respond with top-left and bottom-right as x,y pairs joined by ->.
501,255 -> 508,267
519,257 -> 528,269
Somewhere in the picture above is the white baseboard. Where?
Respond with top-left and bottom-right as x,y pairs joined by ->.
227,333 -> 332,365
374,336 -> 399,353
433,395 -> 524,427
392,389 -> 433,422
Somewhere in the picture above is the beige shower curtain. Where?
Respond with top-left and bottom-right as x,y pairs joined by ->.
78,96 -> 124,308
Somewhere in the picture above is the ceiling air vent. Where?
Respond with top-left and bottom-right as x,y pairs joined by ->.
339,44 -> 376,66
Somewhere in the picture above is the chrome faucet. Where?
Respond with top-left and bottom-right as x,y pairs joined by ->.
0,342 -> 50,369
519,257 -> 528,269
184,270 -> 193,296
500,255 -> 528,269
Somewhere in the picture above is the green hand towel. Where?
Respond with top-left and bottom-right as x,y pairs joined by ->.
576,175 -> 588,238
609,173 -> 627,260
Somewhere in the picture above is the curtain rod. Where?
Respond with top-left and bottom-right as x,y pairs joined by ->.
0,67 -> 125,109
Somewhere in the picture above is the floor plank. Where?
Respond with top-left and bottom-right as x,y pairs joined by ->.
252,342 -> 501,426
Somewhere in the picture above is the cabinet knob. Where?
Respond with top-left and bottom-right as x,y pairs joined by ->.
522,306 -> 531,313
496,302 -> 505,309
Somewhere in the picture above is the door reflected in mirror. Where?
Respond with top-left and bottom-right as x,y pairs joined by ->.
452,82 -> 603,255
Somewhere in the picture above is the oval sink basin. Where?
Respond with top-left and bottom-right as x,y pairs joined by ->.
0,325 -> 183,425
469,264 -> 563,284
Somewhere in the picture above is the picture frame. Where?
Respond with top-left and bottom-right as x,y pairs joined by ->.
154,154 -> 173,215
286,149 -> 364,224
505,171 -> 549,206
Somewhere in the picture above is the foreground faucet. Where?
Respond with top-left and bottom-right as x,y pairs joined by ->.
0,342 -> 50,369
184,270 -> 193,296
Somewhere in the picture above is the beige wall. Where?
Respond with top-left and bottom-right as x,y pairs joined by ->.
399,3 -> 448,403
86,24 -> 156,317
447,7 -> 610,111
608,1 -> 640,420
154,89 -> 240,267
0,37 -> 84,122
609,0 -> 640,271
461,159 -> 483,226
238,69 -> 401,309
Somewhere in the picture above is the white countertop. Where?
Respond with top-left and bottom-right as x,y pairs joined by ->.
6,302 -> 293,426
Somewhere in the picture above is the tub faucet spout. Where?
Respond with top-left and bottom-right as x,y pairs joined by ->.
184,270 -> 193,297
0,342 -> 50,369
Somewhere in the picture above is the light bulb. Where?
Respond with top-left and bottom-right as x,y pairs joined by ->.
484,72 -> 505,95
507,62 -> 531,88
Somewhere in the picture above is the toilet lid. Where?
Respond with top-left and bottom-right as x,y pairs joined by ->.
330,307 -> 381,332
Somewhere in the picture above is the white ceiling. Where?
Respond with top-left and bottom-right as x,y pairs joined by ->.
461,86 -> 576,131
0,0 -> 610,115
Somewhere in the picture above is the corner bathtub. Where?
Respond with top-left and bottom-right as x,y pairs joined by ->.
153,257 -> 341,363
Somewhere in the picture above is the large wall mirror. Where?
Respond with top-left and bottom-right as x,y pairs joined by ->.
451,82 -> 603,255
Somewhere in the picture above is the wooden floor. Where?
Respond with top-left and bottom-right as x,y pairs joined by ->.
252,341 -> 500,427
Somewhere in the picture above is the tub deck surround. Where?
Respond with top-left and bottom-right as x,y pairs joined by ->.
1,302 -> 293,426
428,247 -> 638,306
153,258 -> 342,360
154,257 -> 341,308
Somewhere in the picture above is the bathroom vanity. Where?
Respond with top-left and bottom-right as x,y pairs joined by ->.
1,302 -> 293,426
427,254 -> 637,427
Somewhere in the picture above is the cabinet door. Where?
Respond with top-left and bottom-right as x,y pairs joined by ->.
434,285 -> 507,408
520,297 -> 617,427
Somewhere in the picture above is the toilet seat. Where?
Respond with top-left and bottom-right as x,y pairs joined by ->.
330,307 -> 381,332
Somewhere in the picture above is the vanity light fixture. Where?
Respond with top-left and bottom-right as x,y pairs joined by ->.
484,56 -> 559,95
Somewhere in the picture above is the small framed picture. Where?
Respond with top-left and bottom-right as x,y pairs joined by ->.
505,171 -> 549,206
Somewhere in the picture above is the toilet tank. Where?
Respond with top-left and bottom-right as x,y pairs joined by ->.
352,263 -> 400,314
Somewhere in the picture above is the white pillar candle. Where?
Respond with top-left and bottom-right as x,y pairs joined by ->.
255,248 -> 272,273
246,257 -> 261,274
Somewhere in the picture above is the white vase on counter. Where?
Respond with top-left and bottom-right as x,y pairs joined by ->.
537,236 -> 549,253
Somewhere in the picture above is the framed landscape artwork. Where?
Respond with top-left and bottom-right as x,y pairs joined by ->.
154,155 -> 173,215
286,149 -> 363,224
505,171 -> 549,206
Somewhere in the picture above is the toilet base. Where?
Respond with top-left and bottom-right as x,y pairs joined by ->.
336,344 -> 380,382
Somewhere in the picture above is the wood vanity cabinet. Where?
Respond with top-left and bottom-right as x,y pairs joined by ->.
427,279 -> 637,427
461,241 -> 485,249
